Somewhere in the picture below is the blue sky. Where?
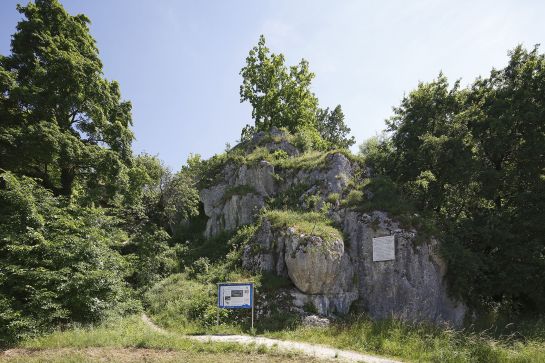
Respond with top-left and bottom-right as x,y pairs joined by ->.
1,1 -> 544,170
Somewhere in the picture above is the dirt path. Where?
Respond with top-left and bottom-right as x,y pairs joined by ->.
141,314 -> 402,363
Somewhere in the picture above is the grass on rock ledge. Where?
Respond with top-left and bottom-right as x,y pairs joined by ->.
263,210 -> 343,241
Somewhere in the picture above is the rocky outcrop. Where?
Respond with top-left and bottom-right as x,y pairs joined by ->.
200,160 -> 275,238
200,132 -> 465,325
200,139 -> 355,238
241,210 -> 465,325
284,230 -> 353,295
343,211 -> 466,325
242,218 -> 358,315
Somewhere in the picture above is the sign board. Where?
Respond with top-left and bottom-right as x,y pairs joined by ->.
372,235 -> 395,262
218,283 -> 253,309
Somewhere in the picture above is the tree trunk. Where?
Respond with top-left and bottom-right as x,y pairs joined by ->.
60,166 -> 75,197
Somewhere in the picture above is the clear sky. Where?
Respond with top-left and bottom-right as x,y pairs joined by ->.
1,1 -> 544,170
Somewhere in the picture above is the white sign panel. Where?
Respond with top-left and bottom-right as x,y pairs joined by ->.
372,235 -> 395,262
218,283 -> 253,309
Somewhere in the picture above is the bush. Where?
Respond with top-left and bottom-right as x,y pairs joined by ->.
0,172 -> 139,346
341,189 -> 364,207
144,274 -> 221,330
292,126 -> 328,152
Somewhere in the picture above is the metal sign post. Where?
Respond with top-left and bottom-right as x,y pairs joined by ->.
217,282 -> 254,330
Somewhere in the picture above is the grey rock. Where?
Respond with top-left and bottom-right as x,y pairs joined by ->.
242,219 -> 287,277
201,161 -> 276,238
284,230 -> 354,295
324,153 -> 353,194
242,219 -> 357,316
291,289 -> 359,315
343,211 -> 466,326
204,193 -> 264,238
233,161 -> 276,196
302,315 -> 331,327
200,184 -> 227,217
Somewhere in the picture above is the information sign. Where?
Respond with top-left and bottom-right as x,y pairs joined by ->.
217,282 -> 255,329
218,283 -> 253,309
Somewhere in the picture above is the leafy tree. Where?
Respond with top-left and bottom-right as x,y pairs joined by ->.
316,105 -> 355,149
240,35 -> 318,135
0,0 -> 133,199
239,36 -> 355,150
366,46 -> 545,314
126,154 -> 199,233
0,172 -> 138,346
119,154 -> 200,289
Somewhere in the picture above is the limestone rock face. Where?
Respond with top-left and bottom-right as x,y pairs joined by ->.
200,134 -> 466,324
231,161 -> 276,196
284,229 -> 353,295
342,211 -> 466,325
291,290 -> 358,316
200,147 -> 355,238
278,153 -> 354,198
241,211 -> 465,324
242,219 -> 357,315
242,218 -> 287,277
200,160 -> 275,238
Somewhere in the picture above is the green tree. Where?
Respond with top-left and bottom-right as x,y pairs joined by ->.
126,154 -> 199,233
120,154 -> 200,289
367,46 -> 545,313
239,35 -> 319,134
0,172 -> 138,346
316,105 -> 355,149
0,0 -> 133,199
239,36 -> 355,150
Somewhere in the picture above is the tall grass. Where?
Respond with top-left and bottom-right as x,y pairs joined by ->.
20,315 -> 259,355
267,315 -> 545,363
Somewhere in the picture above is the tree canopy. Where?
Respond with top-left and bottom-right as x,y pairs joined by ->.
239,35 -> 354,149
0,0 -> 133,199
365,45 -> 545,313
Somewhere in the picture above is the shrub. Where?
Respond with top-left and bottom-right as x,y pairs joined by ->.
0,172 -> 139,346
326,193 -> 340,205
342,189 -> 364,207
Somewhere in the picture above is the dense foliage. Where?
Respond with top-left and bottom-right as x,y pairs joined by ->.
0,0 -> 200,346
363,45 -> 545,314
0,172 -> 138,346
239,35 -> 354,150
0,0 -> 133,200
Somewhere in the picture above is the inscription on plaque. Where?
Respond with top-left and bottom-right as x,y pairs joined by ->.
372,235 -> 395,262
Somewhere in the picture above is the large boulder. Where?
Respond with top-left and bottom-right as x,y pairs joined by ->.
284,229 -> 354,295
242,218 -> 357,315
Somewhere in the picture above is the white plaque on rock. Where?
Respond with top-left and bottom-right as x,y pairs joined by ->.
372,235 -> 395,262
